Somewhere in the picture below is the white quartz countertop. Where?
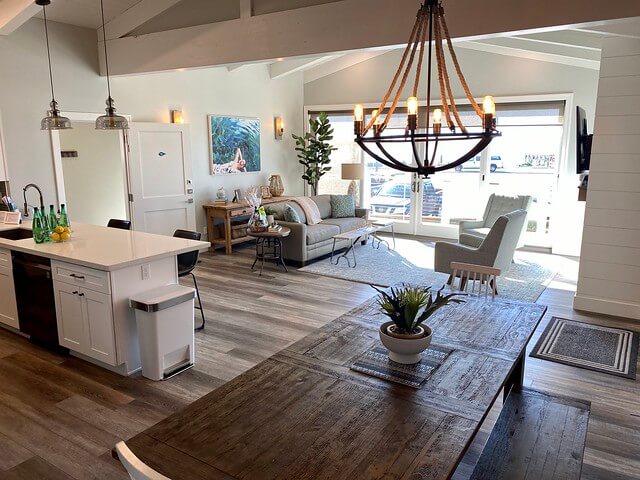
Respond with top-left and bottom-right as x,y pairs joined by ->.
0,222 -> 210,271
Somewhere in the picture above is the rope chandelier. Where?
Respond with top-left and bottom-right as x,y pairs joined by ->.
353,0 -> 501,177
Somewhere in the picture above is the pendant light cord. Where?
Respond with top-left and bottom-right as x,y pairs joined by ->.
100,0 -> 112,100
41,4 -> 56,103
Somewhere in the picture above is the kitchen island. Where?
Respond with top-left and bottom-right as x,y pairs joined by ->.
0,222 -> 209,375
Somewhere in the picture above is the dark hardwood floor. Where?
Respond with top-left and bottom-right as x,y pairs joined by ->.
0,243 -> 637,479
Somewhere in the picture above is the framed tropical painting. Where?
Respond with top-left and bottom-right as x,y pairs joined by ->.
208,115 -> 261,175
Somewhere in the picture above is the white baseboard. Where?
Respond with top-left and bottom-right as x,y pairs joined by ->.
573,294 -> 640,321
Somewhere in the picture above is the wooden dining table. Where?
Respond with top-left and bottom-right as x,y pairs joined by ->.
125,296 -> 547,480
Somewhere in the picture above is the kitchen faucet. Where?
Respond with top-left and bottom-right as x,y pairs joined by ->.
22,183 -> 45,217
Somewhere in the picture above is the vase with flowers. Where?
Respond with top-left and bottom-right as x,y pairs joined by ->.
246,186 -> 268,232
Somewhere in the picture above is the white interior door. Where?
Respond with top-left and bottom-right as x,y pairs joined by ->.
127,123 -> 195,235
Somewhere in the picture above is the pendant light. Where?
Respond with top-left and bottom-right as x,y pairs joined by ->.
37,0 -> 72,130
95,0 -> 128,130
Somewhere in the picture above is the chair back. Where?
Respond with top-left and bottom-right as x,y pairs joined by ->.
483,194 -> 532,228
449,262 -> 500,298
115,441 -> 171,480
174,229 -> 201,274
107,219 -> 132,230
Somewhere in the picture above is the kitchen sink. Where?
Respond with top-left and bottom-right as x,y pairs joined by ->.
0,228 -> 33,241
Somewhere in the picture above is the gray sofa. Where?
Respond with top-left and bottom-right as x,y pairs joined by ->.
271,195 -> 368,266
435,209 -> 527,275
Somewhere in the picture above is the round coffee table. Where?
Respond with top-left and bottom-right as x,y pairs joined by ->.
247,227 -> 291,276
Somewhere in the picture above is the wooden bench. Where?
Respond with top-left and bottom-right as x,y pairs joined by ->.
470,388 -> 590,480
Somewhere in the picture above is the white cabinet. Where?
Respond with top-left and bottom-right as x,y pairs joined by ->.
0,249 -> 18,329
52,261 -> 117,366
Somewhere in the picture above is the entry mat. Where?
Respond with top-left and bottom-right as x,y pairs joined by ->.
530,316 -> 639,379
350,344 -> 451,388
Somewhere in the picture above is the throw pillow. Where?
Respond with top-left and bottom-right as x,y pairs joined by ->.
283,204 -> 301,223
330,194 -> 356,218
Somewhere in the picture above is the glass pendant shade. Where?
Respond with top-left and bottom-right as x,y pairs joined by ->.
95,97 -> 129,130
41,100 -> 72,130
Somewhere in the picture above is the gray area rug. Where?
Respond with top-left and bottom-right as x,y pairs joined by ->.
531,317 -> 639,379
300,237 -> 556,303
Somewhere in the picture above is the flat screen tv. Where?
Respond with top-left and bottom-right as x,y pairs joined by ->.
576,106 -> 593,174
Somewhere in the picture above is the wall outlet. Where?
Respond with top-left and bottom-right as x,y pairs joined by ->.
141,263 -> 150,280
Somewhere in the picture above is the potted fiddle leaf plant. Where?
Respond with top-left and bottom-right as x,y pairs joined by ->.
372,285 -> 465,364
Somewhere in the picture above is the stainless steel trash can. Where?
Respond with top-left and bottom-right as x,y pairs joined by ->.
130,284 -> 195,381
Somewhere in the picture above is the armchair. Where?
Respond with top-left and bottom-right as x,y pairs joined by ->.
435,209 -> 528,275
459,194 -> 532,248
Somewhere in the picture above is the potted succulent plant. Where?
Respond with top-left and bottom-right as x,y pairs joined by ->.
372,285 -> 465,364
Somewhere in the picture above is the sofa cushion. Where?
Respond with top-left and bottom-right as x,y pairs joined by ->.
330,195 -> 356,218
306,223 -> 340,245
268,202 -> 306,223
322,216 -> 367,233
464,227 -> 491,238
283,204 -> 301,223
310,195 -> 332,219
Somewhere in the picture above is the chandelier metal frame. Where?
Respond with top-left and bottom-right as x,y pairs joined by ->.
354,0 -> 500,177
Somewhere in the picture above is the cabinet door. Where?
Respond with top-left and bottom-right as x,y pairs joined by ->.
54,284 -> 86,352
82,289 -> 117,366
0,266 -> 18,329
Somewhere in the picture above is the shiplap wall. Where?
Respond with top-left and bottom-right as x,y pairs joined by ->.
574,36 -> 640,320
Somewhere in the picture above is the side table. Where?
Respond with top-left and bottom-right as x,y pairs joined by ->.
247,227 -> 291,276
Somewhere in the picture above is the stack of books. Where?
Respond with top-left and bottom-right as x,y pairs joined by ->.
213,199 -> 228,205
268,224 -> 282,233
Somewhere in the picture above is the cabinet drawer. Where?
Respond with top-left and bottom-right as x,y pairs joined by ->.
0,249 -> 10,270
230,207 -> 252,217
52,261 -> 111,294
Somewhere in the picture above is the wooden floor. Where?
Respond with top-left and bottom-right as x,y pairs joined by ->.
0,242 -> 637,479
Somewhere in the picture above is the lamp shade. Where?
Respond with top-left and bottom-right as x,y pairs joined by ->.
341,163 -> 363,180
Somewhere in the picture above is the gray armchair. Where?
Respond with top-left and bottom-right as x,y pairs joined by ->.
459,194 -> 532,248
435,209 -> 528,275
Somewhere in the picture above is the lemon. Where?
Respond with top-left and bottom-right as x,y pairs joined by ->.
61,232 -> 71,241
63,227 -> 71,233
51,232 -> 61,242
55,226 -> 64,234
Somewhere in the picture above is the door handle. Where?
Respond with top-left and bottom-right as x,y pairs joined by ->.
187,198 -> 194,204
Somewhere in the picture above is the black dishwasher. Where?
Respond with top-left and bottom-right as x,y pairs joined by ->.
12,252 -> 66,352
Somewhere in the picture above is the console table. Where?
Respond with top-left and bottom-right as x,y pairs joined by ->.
203,196 -> 291,254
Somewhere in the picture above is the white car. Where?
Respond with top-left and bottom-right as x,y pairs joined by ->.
455,155 -> 503,172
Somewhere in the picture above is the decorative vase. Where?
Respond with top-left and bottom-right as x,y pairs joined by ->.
269,175 -> 285,197
216,187 -> 227,201
267,214 -> 275,227
378,321 -> 432,364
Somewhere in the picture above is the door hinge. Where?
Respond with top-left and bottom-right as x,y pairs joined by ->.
128,193 -> 134,202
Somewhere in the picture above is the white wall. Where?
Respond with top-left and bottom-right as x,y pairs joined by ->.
59,123 -> 127,226
0,18 -> 304,236
111,65 -> 304,235
0,18 -> 105,204
304,47 -> 601,254
575,36 -> 640,321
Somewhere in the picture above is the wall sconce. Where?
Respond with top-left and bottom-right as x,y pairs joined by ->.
170,109 -> 185,124
274,116 -> 284,140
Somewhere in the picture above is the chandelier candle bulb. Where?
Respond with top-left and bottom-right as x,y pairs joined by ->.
432,108 -> 442,135
354,104 -> 364,136
482,96 -> 496,131
407,96 -> 418,132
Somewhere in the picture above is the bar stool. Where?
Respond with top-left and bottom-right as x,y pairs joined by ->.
173,229 -> 205,331
107,219 -> 132,230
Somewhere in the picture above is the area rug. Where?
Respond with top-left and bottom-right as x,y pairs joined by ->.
299,237 -> 556,303
530,317 -> 639,379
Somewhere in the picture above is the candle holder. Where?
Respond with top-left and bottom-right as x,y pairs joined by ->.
407,114 -> 417,133
483,113 -> 495,131
354,120 -> 363,136
433,123 -> 442,135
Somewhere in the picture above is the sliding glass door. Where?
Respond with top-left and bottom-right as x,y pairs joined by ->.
310,99 -> 565,245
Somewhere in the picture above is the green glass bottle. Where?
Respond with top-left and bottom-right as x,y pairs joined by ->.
32,208 -> 47,244
48,204 -> 58,231
59,204 -> 70,229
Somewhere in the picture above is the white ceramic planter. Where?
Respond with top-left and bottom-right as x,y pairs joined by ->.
379,321 -> 432,364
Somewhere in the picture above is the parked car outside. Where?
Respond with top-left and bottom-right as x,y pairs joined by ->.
369,180 -> 443,217
454,155 -> 503,172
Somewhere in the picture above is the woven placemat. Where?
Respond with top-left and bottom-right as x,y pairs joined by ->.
350,344 -> 451,388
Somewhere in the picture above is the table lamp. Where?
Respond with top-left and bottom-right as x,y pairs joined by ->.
341,163 -> 363,206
